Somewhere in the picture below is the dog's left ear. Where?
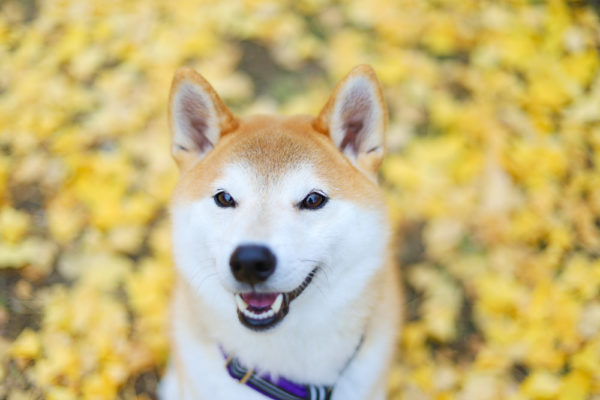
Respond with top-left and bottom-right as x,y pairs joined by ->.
314,65 -> 388,176
169,67 -> 238,170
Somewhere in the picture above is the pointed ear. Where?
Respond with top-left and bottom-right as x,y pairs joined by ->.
313,65 -> 388,176
168,67 -> 238,170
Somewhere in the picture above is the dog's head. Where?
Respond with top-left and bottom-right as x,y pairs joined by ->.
169,66 -> 389,332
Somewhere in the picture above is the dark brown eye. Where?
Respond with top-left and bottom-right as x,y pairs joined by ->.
300,192 -> 328,210
214,191 -> 236,208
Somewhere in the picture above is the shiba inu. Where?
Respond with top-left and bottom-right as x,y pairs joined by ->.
160,65 -> 402,400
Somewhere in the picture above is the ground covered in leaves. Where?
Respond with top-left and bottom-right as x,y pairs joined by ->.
1,0 -> 600,399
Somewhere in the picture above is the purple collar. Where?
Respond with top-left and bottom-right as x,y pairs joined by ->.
222,350 -> 333,400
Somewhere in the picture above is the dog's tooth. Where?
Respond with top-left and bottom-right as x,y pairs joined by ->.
242,308 -> 275,320
271,294 -> 283,313
245,310 -> 262,319
235,294 -> 248,311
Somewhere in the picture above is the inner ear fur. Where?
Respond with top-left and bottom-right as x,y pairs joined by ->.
313,65 -> 388,175
168,67 -> 238,170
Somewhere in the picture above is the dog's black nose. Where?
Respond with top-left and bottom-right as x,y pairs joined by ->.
230,245 -> 276,284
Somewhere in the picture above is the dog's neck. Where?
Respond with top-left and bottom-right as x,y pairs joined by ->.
218,330 -> 364,400
221,348 -> 334,400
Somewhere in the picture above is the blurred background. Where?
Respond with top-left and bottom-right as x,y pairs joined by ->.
1,0 -> 600,399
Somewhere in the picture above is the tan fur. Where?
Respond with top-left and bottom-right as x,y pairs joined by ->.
172,114 -> 385,208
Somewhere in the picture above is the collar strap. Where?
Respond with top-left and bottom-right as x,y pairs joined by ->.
223,353 -> 332,400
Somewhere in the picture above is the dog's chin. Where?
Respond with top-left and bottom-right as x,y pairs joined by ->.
234,268 -> 317,332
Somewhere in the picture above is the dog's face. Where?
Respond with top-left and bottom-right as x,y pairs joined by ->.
169,66 -> 388,332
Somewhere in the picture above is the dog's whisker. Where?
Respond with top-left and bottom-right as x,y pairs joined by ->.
316,265 -> 331,287
191,271 -> 219,290
299,258 -> 320,264
311,277 -> 326,296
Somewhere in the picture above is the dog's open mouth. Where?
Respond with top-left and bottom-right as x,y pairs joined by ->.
234,268 -> 317,331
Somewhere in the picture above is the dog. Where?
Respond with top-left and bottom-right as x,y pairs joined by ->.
159,65 -> 402,400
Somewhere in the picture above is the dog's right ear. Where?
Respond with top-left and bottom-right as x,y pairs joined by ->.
169,67 -> 238,170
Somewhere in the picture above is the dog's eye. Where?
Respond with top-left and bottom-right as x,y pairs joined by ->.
300,192 -> 328,210
214,191 -> 236,208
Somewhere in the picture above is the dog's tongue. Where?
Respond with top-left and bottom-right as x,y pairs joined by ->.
241,292 -> 278,309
